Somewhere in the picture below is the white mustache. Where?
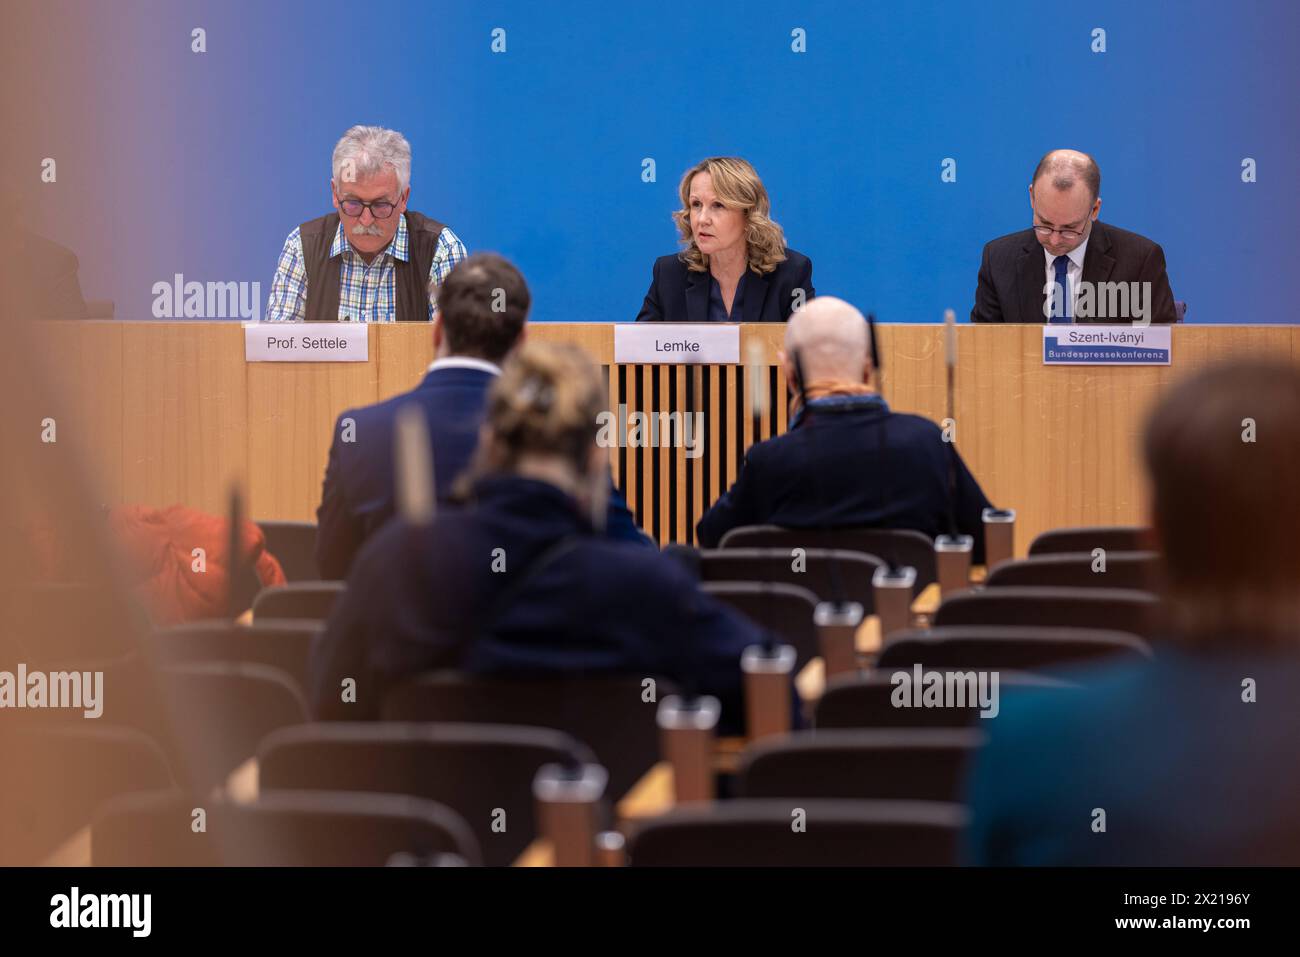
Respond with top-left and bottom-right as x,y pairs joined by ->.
350,224 -> 384,237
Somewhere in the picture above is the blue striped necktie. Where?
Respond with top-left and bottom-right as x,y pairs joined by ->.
1051,254 -> 1072,323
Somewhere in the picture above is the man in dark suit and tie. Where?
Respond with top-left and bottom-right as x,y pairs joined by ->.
696,296 -> 993,556
966,360 -> 1300,865
315,253 -> 647,579
971,149 -> 1177,325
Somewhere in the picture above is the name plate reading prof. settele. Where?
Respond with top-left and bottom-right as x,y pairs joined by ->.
613,323 -> 740,365
243,322 -> 369,362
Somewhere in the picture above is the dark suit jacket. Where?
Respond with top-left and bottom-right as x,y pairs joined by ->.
311,475 -> 769,732
696,397 -> 993,561
316,365 -> 649,580
970,221 -> 1176,324
965,644 -> 1300,865
635,249 -> 814,323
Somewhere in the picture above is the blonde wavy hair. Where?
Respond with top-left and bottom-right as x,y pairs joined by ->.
454,341 -> 605,496
673,157 -> 787,274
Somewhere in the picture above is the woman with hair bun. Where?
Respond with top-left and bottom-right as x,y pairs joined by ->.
635,156 -> 814,322
311,340 -> 772,731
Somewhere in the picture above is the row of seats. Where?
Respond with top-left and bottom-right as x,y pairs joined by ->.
6,522 -> 1161,865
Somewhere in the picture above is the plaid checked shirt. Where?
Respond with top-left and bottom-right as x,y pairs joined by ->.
266,214 -> 467,322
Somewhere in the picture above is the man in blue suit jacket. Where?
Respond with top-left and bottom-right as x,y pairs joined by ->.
696,296 -> 992,558
316,254 -> 647,579
966,360 -> 1300,866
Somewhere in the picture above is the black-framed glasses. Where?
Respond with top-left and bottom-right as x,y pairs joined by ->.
338,196 -> 398,219
1032,223 -> 1087,242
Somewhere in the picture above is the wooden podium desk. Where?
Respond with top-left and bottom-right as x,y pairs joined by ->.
29,322 -> 1297,554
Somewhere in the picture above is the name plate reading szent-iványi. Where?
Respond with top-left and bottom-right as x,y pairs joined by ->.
1043,325 -> 1172,366
614,323 -> 740,365
244,323 -> 369,362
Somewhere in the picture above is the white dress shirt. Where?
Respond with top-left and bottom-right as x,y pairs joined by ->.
1043,236 -> 1088,321
426,356 -> 502,375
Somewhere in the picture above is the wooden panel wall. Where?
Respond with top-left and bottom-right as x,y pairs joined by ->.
26,322 -> 1298,555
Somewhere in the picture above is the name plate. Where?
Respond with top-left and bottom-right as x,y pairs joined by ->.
614,323 -> 740,364
1043,325 -> 1171,366
244,323 -> 369,362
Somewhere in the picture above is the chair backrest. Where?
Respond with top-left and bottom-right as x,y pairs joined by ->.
717,525 -> 936,593
701,581 -> 820,669
877,626 -> 1152,674
0,724 -> 174,865
985,552 -> 1158,591
698,548 -> 885,611
933,587 -> 1159,637
150,618 -> 322,690
160,662 -> 310,792
381,672 -> 669,800
1027,526 -> 1150,557
814,671 -> 1073,730
627,799 -> 966,866
256,521 -> 321,582
737,729 -> 983,803
0,582 -> 145,661
92,789 -> 481,866
252,582 -> 345,622
258,722 -> 595,867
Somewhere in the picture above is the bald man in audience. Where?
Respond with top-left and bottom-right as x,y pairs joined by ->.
966,360 -> 1300,865
971,149 -> 1177,324
696,296 -> 993,556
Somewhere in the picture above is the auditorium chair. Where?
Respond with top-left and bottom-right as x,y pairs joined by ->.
92,789 -> 481,866
251,581 -> 345,621
159,662 -> 310,792
0,581 -> 146,660
626,799 -> 966,866
256,520 -> 321,582
984,551 -> 1158,591
933,587 -> 1158,638
700,581 -> 820,669
696,547 -> 885,611
814,671 -> 1074,730
876,626 -> 1153,675
717,525 -> 936,593
737,729 -> 982,804
0,724 -> 174,865
258,722 -> 596,867
1027,526 -> 1150,557
150,618 -> 322,691
381,672 -> 672,801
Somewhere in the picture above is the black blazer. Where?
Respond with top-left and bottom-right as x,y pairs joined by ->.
970,221 -> 1177,324
696,399 -> 993,561
635,248 -> 814,323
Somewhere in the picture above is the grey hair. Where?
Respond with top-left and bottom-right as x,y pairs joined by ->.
332,125 -> 412,193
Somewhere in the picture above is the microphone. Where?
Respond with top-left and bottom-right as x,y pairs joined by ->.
394,404 -> 436,526
935,308 -> 974,594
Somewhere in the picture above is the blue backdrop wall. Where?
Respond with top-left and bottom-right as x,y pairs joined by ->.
30,0 -> 1300,323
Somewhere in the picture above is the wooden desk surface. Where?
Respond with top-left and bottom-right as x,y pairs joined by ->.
29,322 -> 1298,554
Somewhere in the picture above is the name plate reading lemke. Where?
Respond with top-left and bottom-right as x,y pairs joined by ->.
244,322 -> 369,362
1042,325 -> 1171,366
614,323 -> 740,365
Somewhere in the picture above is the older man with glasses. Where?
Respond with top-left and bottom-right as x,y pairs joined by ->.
267,125 -> 467,322
970,149 -> 1177,324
